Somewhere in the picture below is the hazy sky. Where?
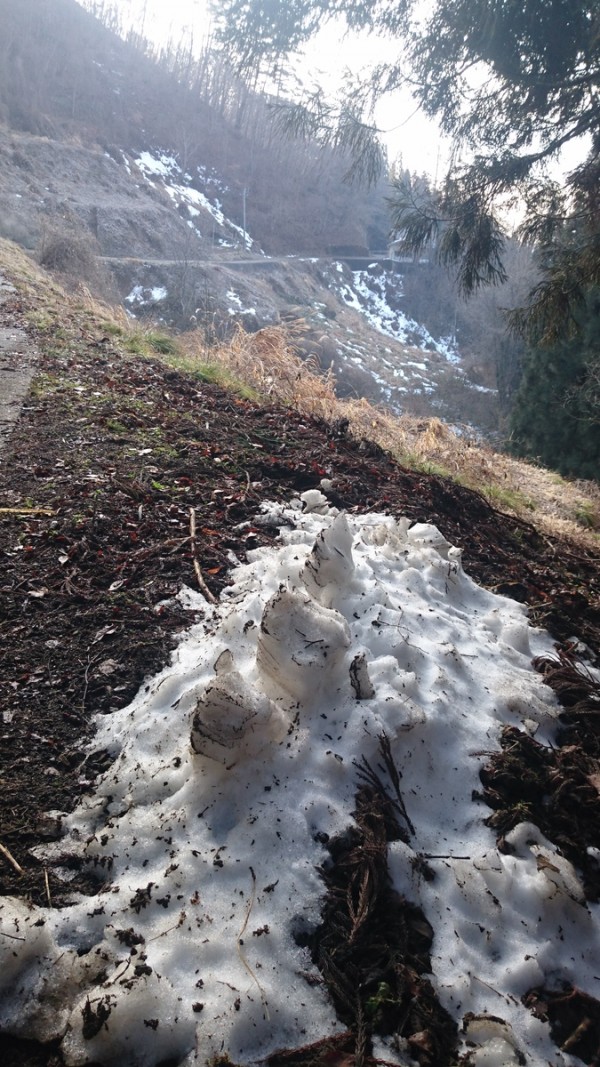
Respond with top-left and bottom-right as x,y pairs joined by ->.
95,0 -> 447,177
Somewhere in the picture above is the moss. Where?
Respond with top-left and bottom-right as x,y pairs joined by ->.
105,419 -> 129,435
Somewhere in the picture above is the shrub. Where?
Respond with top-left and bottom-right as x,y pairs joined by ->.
37,222 -> 118,304
38,226 -> 99,277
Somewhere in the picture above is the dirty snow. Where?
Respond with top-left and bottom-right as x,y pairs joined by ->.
225,289 -> 257,317
1,491 -> 598,1066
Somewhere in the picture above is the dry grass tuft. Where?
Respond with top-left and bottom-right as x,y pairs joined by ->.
0,237 -> 126,327
184,324 -> 600,546
189,324 -> 339,419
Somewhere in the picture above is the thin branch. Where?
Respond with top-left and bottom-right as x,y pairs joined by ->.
237,866 -> 269,1017
189,507 -> 217,603
0,841 -> 24,875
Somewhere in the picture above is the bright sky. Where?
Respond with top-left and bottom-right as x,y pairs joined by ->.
91,0 -> 448,177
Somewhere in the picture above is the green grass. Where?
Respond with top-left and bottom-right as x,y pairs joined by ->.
574,501 -> 599,530
400,454 -> 452,480
144,331 -> 181,355
123,329 -> 182,357
194,364 -> 261,402
167,355 -> 262,403
99,320 -> 126,337
481,482 -> 536,513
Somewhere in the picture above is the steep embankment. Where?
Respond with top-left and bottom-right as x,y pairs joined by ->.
0,129 -> 209,262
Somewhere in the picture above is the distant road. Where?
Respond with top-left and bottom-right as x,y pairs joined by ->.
99,253 -> 400,271
100,254 -> 312,269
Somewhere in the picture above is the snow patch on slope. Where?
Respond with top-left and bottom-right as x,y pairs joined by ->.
134,149 -> 254,250
332,264 -> 460,363
125,284 -> 168,308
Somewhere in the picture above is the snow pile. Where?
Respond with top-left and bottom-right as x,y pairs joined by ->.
125,285 -> 168,308
134,150 -> 254,249
1,493 -> 598,1066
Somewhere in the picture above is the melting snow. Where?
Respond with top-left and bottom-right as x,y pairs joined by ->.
134,151 -> 253,249
332,264 -> 461,364
0,493 -> 596,1066
125,285 -> 168,306
135,150 -> 180,180
225,289 -> 256,317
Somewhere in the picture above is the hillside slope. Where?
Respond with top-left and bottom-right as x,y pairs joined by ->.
1,243 -> 600,1067
0,0 -> 385,256
0,0 -> 506,434
0,124 -> 500,431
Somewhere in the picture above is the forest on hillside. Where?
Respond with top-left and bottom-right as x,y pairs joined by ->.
0,0 -> 598,479
0,0 -> 390,256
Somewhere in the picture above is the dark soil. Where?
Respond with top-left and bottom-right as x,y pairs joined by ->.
524,985 -> 600,1065
303,737 -> 458,1067
2,282 -> 600,1065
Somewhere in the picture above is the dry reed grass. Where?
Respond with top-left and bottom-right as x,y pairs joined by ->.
191,323 -> 339,418
184,324 -> 600,545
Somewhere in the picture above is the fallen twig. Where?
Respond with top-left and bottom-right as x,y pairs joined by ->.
237,866 -> 269,1018
0,841 -> 24,875
0,507 -> 55,515
189,507 -> 217,603
43,865 -> 52,906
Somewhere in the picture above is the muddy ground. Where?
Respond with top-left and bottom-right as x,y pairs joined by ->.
1,278 -> 600,1066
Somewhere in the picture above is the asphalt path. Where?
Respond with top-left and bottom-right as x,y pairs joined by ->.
0,274 -> 38,455
99,254 -> 313,269
99,254 -> 392,270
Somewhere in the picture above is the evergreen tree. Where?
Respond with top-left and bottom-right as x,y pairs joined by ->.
510,289 -> 600,479
214,0 -> 600,343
